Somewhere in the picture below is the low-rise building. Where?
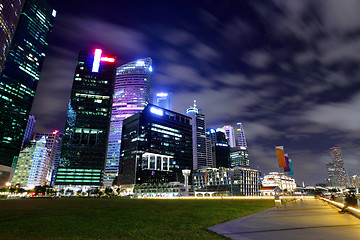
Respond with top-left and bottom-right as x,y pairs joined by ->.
192,167 -> 260,196
262,172 -> 297,191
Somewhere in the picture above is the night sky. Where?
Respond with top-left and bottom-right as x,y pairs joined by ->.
31,0 -> 360,185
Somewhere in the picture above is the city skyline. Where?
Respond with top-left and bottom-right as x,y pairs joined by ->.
29,0 -> 360,185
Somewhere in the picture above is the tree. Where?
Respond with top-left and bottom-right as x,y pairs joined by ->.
105,187 -> 113,196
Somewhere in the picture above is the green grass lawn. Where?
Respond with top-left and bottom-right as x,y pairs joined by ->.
0,198 -> 274,240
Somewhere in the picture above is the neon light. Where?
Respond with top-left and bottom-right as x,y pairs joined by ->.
100,57 -> 115,63
156,93 -> 168,97
150,106 -> 163,116
149,66 -> 153,72
92,49 -> 102,72
52,10 -> 57,17
52,130 -> 59,135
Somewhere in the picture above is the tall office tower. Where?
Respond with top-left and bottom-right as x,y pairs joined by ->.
236,123 -> 247,147
220,125 -> 236,147
230,147 -> 250,168
153,92 -> 173,110
34,130 -> 62,185
0,0 -> 25,73
186,100 -> 207,170
0,0 -> 55,168
119,104 -> 192,185
207,129 -> 230,168
11,136 -> 51,189
326,163 -> 338,187
329,147 -> 349,188
104,58 -> 152,187
215,130 -> 230,168
21,114 -> 36,148
55,50 -> 116,188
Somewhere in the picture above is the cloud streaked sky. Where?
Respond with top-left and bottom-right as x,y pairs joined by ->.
32,0 -> 360,185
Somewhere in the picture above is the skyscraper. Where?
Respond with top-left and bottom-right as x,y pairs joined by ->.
0,0 -> 55,168
220,125 -> 236,147
329,147 -> 349,188
153,92 -> 173,110
186,100 -> 208,170
104,58 -> 152,187
230,147 -> 250,168
119,104 -> 192,185
11,136 -> 51,189
0,0 -> 25,73
236,123 -> 247,147
34,130 -> 62,185
55,50 -> 116,187
22,114 -> 36,148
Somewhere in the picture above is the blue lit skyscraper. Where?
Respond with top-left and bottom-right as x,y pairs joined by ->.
153,92 -> 173,110
104,58 -> 152,187
55,50 -> 116,187
236,123 -> 248,148
0,0 -> 55,168
186,100 -> 209,170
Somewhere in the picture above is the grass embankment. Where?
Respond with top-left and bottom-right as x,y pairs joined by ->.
0,198 -> 274,239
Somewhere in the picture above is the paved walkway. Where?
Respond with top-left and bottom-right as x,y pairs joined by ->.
208,199 -> 360,240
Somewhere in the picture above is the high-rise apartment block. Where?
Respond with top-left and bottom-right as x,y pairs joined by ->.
329,147 -> 349,188
153,92 -> 173,110
104,58 -> 152,187
186,101 -> 208,170
119,104 -> 192,185
0,0 -> 25,73
0,0 -> 55,168
236,123 -> 247,147
11,136 -> 51,189
55,50 -> 116,187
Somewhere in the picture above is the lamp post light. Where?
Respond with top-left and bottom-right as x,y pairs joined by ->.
182,169 -> 191,196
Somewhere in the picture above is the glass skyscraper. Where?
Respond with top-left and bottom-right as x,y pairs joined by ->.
55,50 -> 116,187
119,104 -> 192,185
0,0 -> 55,168
236,123 -> 247,147
0,0 -> 25,74
186,101 -> 208,170
104,58 -> 152,187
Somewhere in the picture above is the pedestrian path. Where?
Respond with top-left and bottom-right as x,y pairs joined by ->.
208,198 -> 360,240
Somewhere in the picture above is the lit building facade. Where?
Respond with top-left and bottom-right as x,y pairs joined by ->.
153,92 -> 173,110
34,130 -> 62,185
104,58 -> 152,187
55,50 -> 116,187
236,123 -> 247,147
219,125 -> 236,147
329,147 -> 349,188
21,114 -> 36,148
186,101 -> 208,170
262,172 -> 297,191
349,175 -> 360,189
11,136 -> 51,189
0,0 -> 55,168
192,167 -> 260,196
230,146 -> 250,168
0,0 -> 25,73
208,129 -> 230,168
326,162 -> 338,187
119,104 -> 192,185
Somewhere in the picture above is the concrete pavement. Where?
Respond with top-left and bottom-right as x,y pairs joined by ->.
208,198 -> 360,240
